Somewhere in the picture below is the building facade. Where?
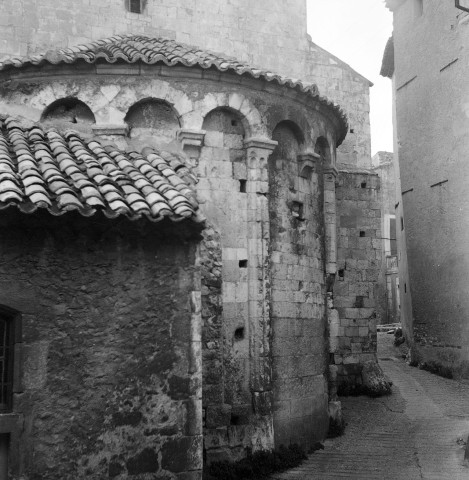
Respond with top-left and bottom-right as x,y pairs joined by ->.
372,151 -> 400,326
384,0 -> 469,377
0,1 -> 382,478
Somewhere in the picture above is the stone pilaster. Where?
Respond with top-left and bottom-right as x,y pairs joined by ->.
323,166 -> 339,277
243,137 -> 277,445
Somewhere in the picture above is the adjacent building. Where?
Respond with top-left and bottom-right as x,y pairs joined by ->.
383,0 -> 469,377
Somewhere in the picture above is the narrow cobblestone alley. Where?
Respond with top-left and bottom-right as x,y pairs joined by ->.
272,333 -> 469,479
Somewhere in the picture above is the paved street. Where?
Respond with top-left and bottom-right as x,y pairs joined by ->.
272,333 -> 469,479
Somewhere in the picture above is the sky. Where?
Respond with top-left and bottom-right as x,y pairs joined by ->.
307,0 -> 394,155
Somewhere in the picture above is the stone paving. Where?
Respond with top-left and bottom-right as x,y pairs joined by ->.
272,333 -> 469,479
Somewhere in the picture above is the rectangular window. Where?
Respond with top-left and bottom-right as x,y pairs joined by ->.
128,0 -> 142,13
414,0 -> 423,18
0,315 -> 14,413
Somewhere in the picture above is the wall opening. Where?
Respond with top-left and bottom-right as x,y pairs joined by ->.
291,201 -> 305,221
238,260 -> 248,268
234,327 -> 245,341
414,0 -> 423,18
271,120 -> 304,164
202,107 -> 246,151
314,136 -> 331,165
361,181 -> 367,189
125,98 -> 180,141
41,98 -> 95,125
239,180 -> 247,193
360,231 -> 366,237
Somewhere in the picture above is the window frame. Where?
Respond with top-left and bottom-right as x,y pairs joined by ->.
0,306 -> 22,414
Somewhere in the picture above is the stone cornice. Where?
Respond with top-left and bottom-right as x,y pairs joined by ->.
244,137 -> 278,152
92,124 -> 128,136
298,152 -> 320,178
177,128 -> 206,148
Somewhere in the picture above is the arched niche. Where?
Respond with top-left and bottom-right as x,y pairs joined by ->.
41,98 -> 95,125
315,136 -> 332,165
125,98 -> 181,141
270,120 -> 305,164
202,107 -> 246,151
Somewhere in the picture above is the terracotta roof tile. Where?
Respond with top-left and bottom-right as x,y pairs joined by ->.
0,117 -> 203,224
0,35 -> 347,137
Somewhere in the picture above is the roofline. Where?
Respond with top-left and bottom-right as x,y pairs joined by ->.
384,0 -> 406,11
0,36 -> 349,146
307,37 -> 374,88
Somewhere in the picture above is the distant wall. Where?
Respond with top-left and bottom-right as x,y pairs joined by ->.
304,41 -> 372,169
332,170 -> 381,390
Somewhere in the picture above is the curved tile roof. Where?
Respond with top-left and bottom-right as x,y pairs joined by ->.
0,35 -> 348,137
0,116 -> 203,224
0,35 -> 320,94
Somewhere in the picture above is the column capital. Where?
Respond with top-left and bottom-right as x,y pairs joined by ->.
323,165 -> 339,178
298,151 -> 320,178
177,128 -> 206,148
244,137 -> 278,152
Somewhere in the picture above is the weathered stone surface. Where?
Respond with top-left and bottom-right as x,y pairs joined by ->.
0,210 -> 202,479
361,361 -> 392,397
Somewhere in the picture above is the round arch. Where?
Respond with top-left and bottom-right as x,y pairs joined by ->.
189,93 -> 265,138
41,97 -> 95,124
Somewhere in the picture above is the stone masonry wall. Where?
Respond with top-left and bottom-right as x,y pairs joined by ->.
331,171 -> 381,390
304,41 -> 372,169
0,60 -> 348,463
197,112 -> 276,463
0,210 -> 202,480
0,0 -> 308,76
269,127 -> 328,449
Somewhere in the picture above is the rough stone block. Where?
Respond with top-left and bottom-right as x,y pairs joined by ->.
206,405 -> 232,428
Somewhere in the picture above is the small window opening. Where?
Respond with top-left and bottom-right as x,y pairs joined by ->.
404,283 -> 407,293
239,260 -> 248,268
128,0 -> 142,13
231,119 -> 238,127
0,314 -> 14,413
350,128 -> 354,134
291,201 -> 305,221
414,0 -> 423,18
361,182 -> 367,189
360,231 -> 366,237
234,327 -> 245,341
230,414 -> 241,425
401,217 -> 404,231
354,296 -> 364,308
239,180 -> 247,193
338,269 -> 345,280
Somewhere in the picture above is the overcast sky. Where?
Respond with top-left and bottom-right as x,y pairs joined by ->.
306,0 -> 394,156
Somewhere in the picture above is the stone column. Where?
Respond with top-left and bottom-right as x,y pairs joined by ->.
323,166 -> 339,277
244,137 -> 277,449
